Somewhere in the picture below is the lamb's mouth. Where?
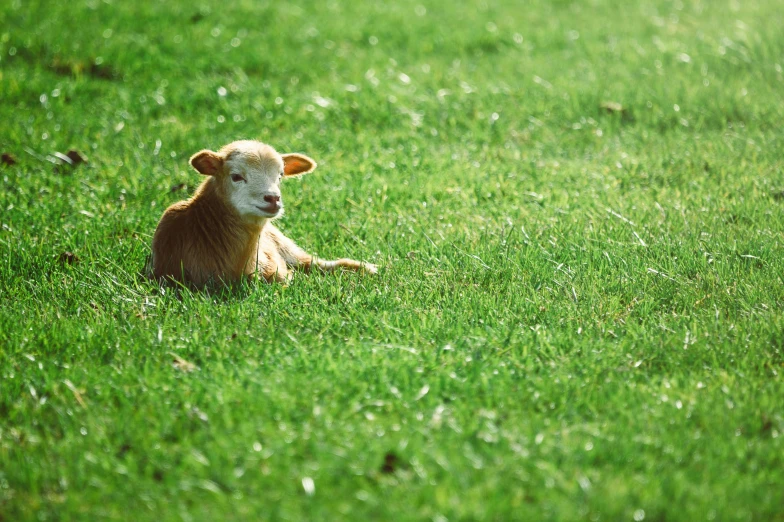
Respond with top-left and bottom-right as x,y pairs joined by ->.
255,204 -> 281,216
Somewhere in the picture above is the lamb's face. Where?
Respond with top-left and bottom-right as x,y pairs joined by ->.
222,142 -> 287,220
189,140 -> 317,223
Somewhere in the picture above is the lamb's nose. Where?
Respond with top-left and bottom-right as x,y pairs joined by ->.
264,194 -> 280,204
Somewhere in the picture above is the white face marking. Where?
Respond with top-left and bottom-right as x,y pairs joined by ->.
222,142 -> 286,222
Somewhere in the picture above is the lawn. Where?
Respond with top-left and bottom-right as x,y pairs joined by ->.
1,0 -> 783,520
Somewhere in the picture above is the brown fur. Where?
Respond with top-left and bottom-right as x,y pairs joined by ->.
150,141 -> 377,287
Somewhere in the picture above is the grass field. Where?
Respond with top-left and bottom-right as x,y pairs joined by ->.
2,0 -> 784,520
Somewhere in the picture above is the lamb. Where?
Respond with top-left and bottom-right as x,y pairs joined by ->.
150,140 -> 377,287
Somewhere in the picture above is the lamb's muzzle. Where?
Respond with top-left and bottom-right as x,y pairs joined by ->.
150,139 -> 378,287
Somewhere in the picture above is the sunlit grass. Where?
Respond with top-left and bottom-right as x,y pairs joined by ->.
1,0 -> 783,520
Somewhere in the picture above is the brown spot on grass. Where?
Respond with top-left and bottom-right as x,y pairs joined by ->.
380,452 -> 399,474
58,252 -> 80,265
50,57 -> 119,80
65,150 -> 88,165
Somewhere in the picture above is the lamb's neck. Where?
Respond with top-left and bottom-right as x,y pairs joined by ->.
190,179 -> 265,266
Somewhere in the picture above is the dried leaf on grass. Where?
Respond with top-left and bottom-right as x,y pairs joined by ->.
1,153 -> 17,166
600,101 -> 625,113
381,452 -> 400,474
58,252 -> 80,265
52,149 -> 88,174
171,352 -> 197,372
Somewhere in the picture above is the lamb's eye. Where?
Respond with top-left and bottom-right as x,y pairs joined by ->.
231,174 -> 246,183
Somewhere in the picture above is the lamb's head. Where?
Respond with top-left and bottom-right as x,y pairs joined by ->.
189,140 -> 317,222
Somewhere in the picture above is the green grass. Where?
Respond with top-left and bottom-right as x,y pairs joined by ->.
1,0 -> 784,520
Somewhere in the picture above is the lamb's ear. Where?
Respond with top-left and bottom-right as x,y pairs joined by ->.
190,150 -> 223,176
282,153 -> 317,176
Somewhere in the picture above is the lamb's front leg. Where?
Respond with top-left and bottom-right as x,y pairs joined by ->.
255,234 -> 292,283
260,258 -> 292,283
266,225 -> 378,275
